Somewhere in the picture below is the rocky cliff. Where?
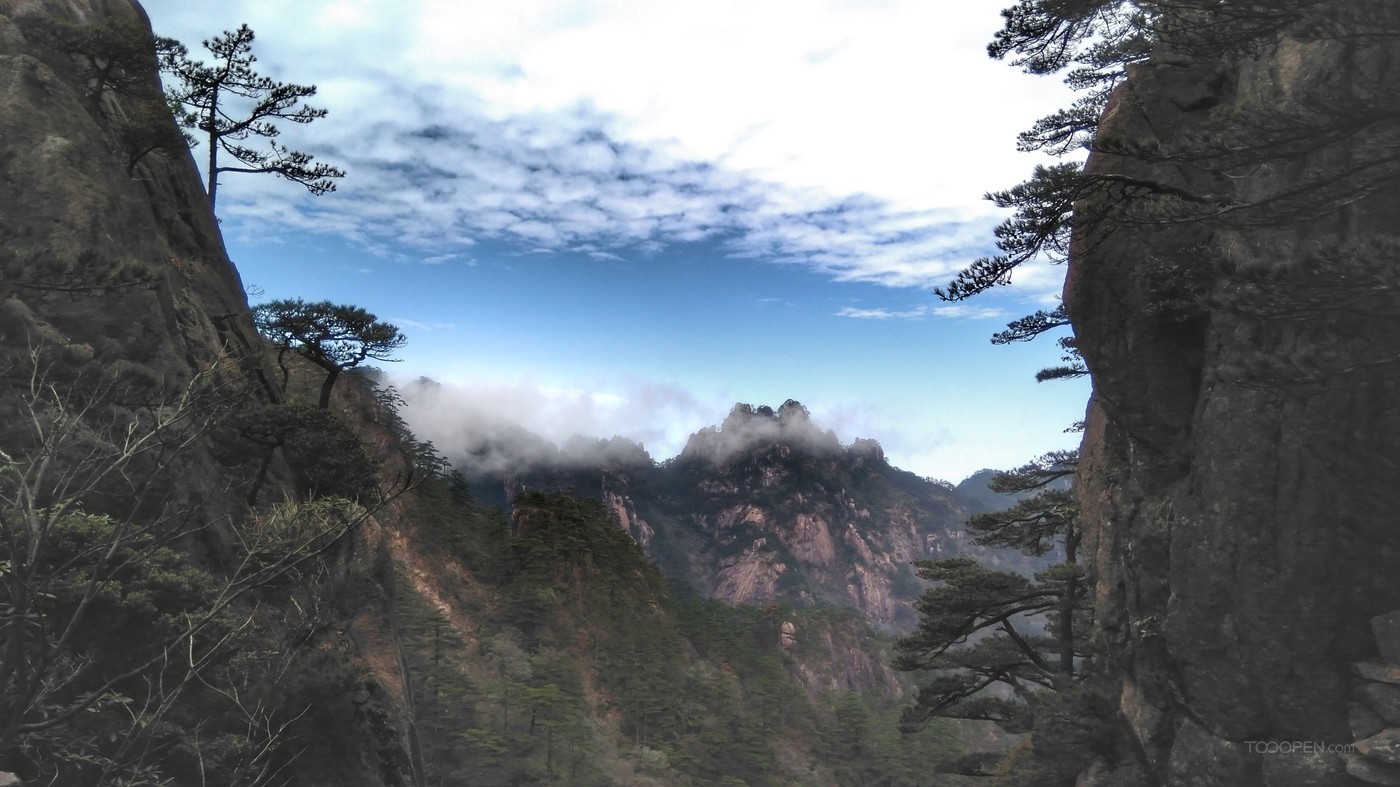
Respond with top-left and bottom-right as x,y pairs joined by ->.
660,401 -> 982,631
454,400 -> 1029,633
1068,9 -> 1400,785
0,2 -> 348,782
0,0 -> 276,542
1,0 -> 264,378
445,400 -> 1017,702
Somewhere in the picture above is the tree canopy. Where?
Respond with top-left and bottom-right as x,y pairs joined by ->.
160,24 -> 345,208
895,450 -> 1092,780
253,299 -> 407,410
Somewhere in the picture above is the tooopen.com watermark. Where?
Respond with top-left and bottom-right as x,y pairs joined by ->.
1244,741 -> 1357,755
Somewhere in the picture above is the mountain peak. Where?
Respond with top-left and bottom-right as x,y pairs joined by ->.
682,400 -> 841,464
719,399 -> 810,429
777,398 -> 811,421
850,437 -> 885,464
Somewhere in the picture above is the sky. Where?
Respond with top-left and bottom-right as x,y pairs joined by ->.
137,0 -> 1091,483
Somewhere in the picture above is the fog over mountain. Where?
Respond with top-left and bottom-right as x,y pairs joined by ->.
679,400 -> 843,464
394,375 -> 929,478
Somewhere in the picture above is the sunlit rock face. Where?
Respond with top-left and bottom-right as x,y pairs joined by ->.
602,489 -> 654,550
1068,15 -> 1400,784
661,400 -> 973,630
460,399 -> 1032,630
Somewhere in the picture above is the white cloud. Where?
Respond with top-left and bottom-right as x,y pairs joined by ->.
836,301 -> 1013,321
389,318 -> 456,332
392,373 -> 976,481
929,304 -> 1014,321
212,98 -> 1010,287
418,253 -> 461,265
394,375 -> 722,474
836,305 -> 930,320
143,0 -> 1073,295
389,371 -> 1090,485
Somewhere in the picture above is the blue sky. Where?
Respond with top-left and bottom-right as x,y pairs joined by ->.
138,0 -> 1090,481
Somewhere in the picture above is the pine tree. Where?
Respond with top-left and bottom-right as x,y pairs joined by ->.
253,299 -> 406,410
160,24 -> 344,208
895,451 -> 1087,732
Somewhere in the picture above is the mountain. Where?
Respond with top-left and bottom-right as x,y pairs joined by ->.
0,3 -> 977,783
13,0 -> 1394,783
951,469 -> 1010,514
448,397 -> 1037,632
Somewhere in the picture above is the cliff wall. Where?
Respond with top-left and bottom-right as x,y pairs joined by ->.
1069,19 -> 1400,785
1,0 -> 263,369
0,5 -> 412,782
0,0 -> 276,543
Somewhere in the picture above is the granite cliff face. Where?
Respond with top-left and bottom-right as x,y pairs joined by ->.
1,0 -> 261,363
458,400 -> 1031,632
0,0 -> 275,546
662,401 -> 977,631
1068,16 -> 1400,785
0,2 -> 410,781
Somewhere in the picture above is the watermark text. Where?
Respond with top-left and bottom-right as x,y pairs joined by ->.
1244,741 -> 1356,755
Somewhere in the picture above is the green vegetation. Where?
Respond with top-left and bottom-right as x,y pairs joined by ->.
895,451 -> 1109,783
384,476 -> 972,785
0,347 -> 397,783
254,299 -> 407,410
238,403 -> 384,504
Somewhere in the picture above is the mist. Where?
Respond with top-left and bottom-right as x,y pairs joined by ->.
679,400 -> 845,465
394,376 -> 716,474
392,376 -> 912,477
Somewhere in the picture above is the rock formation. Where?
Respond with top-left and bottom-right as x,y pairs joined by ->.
1,0 -> 263,370
1068,10 -> 1400,784
456,400 -> 1026,630
1346,612 -> 1400,784
0,4 -> 415,782
0,0 -> 281,555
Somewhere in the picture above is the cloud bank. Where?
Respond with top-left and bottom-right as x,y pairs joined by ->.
219,101 -> 997,289
393,377 -> 938,478
146,0 -> 1073,294
395,376 -> 716,474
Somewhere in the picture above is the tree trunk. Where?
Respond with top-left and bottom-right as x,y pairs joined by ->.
206,93 -> 219,208
318,368 -> 340,410
1057,524 -> 1081,682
